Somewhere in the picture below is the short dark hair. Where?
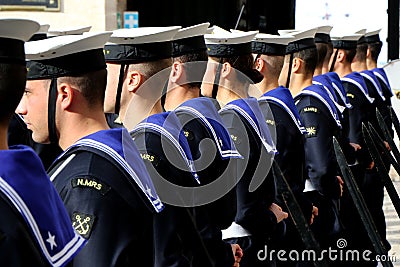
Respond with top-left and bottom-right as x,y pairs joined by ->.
343,49 -> 357,64
255,54 -> 284,81
173,51 -> 208,89
129,58 -> 172,81
354,43 -> 368,62
291,47 -> 318,75
57,69 -> 107,109
368,41 -> 383,62
211,54 -> 261,83
0,63 -> 26,123
316,43 -> 328,69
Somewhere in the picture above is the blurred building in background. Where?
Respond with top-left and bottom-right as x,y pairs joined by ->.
0,0 -> 397,62
0,0 -> 294,33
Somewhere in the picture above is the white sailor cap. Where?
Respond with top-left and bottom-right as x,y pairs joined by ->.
353,29 -> 368,44
0,19 -> 40,65
285,28 -> 317,54
330,33 -> 362,49
315,25 -> 333,43
364,29 -> 381,43
173,23 -> 210,41
206,25 -> 230,34
29,24 -> 50,41
278,29 -> 298,35
354,29 -> 367,35
230,29 -> 244,33
47,26 -> 92,37
0,19 -> 40,42
104,26 -> 180,63
252,33 -> 294,55
108,26 -> 180,44
25,32 -> 112,79
172,22 -> 210,57
38,24 -> 50,34
204,31 -> 258,57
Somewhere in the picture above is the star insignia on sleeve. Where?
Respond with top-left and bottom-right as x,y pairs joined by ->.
305,126 -> 317,137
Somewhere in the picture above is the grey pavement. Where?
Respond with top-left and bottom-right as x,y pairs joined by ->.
384,168 -> 400,266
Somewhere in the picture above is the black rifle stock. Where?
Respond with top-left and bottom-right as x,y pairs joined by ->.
333,137 -> 392,267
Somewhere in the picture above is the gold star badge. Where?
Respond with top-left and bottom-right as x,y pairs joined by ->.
306,126 -> 317,137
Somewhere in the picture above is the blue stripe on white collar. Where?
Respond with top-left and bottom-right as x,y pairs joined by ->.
175,97 -> 242,159
220,97 -> 277,154
296,84 -> 342,128
360,70 -> 386,101
313,75 -> 338,102
0,145 -> 86,267
259,86 -> 307,134
325,72 -> 352,109
132,112 -> 200,184
373,67 -> 394,97
61,128 -> 164,213
312,79 -> 346,114
341,72 -> 375,103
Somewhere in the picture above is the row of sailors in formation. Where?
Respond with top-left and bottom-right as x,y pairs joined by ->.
1,18 -> 394,267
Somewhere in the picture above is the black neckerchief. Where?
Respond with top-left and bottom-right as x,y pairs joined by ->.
115,64 -> 129,115
48,78 -> 58,145
211,58 -> 224,99
285,53 -> 294,88
329,48 -> 339,73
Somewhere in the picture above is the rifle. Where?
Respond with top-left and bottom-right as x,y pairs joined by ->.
368,122 -> 400,177
362,124 -> 400,220
272,160 -> 328,267
333,137 -> 393,266
390,106 -> 400,141
376,108 -> 400,161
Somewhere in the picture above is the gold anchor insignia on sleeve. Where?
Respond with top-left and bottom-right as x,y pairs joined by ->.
71,212 -> 95,239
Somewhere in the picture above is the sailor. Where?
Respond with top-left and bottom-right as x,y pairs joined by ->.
321,26 -> 352,114
7,23 -> 63,169
312,26 -> 339,103
329,33 -> 374,174
312,26 -> 345,108
279,28 -> 344,252
253,33 -> 316,264
8,24 -> 49,147
312,26 -> 357,168
365,29 -> 395,255
365,29 -> 394,133
0,18 -> 86,266
328,31 -> 383,263
103,26 -> 180,128
203,30 -> 287,267
352,29 -> 389,140
132,110 -> 232,267
16,32 -> 163,267
314,25 -> 334,74
166,22 -> 244,266
351,29 -> 392,256
105,26 -> 239,267
164,22 -> 211,111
